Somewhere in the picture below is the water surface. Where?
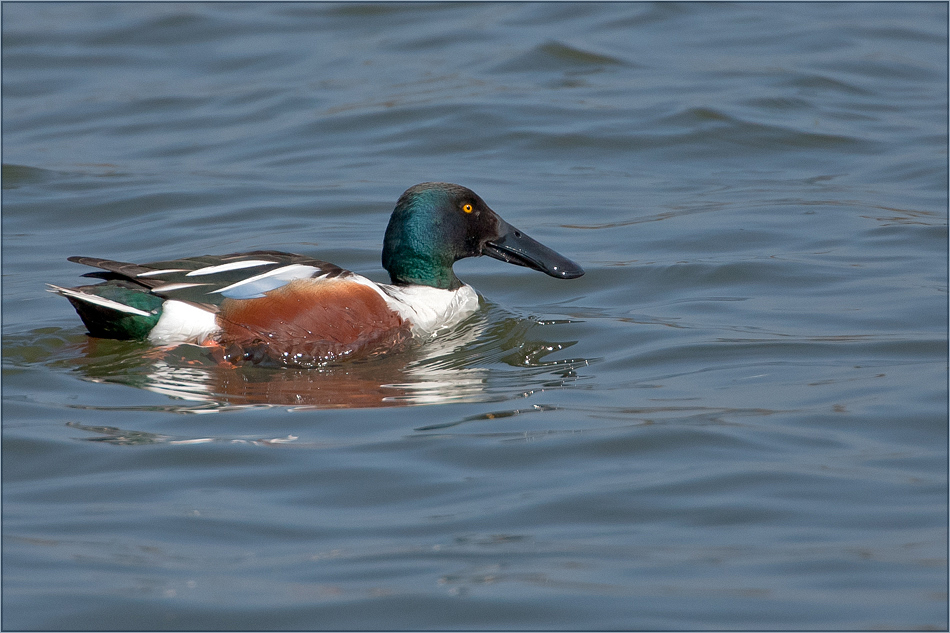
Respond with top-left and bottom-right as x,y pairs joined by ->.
3,3 -> 947,630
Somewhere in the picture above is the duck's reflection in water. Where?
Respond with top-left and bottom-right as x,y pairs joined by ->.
74,311 -> 586,411
144,352 -> 492,409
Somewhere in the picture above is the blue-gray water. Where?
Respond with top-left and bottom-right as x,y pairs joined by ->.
3,3 -> 947,630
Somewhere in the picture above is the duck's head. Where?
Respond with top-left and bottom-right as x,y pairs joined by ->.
382,182 -> 585,290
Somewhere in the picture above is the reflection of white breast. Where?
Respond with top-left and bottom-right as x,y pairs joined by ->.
377,283 -> 481,337
382,308 -> 490,406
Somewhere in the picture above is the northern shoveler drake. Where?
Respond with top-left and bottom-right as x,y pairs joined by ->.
49,182 -> 584,366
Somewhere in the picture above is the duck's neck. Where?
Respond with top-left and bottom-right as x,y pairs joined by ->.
384,253 -> 462,290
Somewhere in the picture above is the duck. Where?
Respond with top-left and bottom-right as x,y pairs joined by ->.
48,182 -> 584,366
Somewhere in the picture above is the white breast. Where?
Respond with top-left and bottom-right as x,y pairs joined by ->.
376,283 -> 481,337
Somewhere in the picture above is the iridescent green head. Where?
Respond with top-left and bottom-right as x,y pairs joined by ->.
382,182 -> 584,290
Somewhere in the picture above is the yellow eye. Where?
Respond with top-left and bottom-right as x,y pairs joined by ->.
462,203 -> 474,214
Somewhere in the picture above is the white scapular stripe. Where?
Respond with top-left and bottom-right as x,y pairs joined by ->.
137,268 -> 188,277
186,259 -> 276,276
213,264 -> 321,297
149,282 -> 209,293
46,284 -> 153,317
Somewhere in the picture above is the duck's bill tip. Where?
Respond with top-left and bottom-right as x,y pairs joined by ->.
547,262 -> 585,279
482,223 -> 584,280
